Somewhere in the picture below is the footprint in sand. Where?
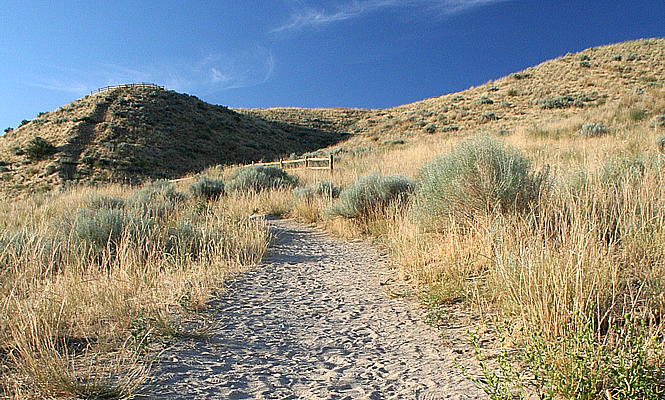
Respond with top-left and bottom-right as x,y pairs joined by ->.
150,218 -> 485,399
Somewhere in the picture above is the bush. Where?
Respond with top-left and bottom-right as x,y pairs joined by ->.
510,73 -> 531,80
412,135 -> 549,230
293,181 -> 342,201
26,136 -> 56,161
475,96 -> 494,105
129,180 -> 186,220
226,165 -> 298,192
602,155 -> 646,186
479,112 -> 498,123
654,114 -> 665,128
423,123 -> 436,133
188,177 -> 225,200
630,108 -> 647,122
537,96 -> 584,109
327,173 -> 414,219
0,229 -> 58,268
164,220 -> 210,260
579,122 -> 609,137
88,195 -> 126,210
657,136 -> 665,154
68,208 -> 150,261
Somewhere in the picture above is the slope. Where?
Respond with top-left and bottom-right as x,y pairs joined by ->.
248,38 -> 665,154
0,86 -> 350,194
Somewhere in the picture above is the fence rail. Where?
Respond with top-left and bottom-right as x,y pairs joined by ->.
91,83 -> 164,95
248,154 -> 334,171
169,155 -> 334,184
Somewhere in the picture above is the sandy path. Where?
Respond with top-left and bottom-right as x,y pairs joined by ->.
150,218 -> 485,399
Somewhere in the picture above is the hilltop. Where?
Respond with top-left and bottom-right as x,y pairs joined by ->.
1,38 -> 664,194
0,86 -> 349,193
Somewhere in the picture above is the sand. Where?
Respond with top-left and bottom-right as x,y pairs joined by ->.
150,218 -> 485,399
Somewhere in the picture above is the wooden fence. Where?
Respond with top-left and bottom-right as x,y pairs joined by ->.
169,154 -> 334,183
249,154 -> 334,171
91,83 -> 164,95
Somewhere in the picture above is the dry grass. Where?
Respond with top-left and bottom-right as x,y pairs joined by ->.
266,114 -> 665,397
0,183 -> 269,398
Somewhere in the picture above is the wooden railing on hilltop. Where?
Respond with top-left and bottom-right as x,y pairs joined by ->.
91,83 -> 164,95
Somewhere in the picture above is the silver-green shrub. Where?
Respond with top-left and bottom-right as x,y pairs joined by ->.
226,165 -> 298,192
327,173 -> 414,219
189,177 -> 225,200
412,135 -> 549,230
129,180 -> 186,220
579,122 -> 609,137
293,181 -> 342,200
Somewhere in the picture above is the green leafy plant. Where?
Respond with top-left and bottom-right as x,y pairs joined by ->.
462,318 -> 665,400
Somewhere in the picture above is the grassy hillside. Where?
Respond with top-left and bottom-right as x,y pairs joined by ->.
250,38 -> 665,154
2,39 -> 664,197
0,86 -> 349,194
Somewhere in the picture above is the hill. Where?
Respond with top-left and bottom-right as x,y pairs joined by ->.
1,38 -> 664,194
0,85 -> 349,194
248,38 -> 665,153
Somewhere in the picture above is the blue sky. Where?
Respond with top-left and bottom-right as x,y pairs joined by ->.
1,0 -> 664,130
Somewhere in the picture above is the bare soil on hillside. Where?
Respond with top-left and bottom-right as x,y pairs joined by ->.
149,218 -> 484,399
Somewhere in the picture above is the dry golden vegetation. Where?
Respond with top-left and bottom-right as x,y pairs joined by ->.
2,38 -> 665,398
0,182 -> 269,398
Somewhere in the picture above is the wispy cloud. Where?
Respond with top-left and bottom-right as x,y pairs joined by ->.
23,80 -> 90,96
23,46 -> 275,97
274,0 -> 509,32
166,47 -> 275,93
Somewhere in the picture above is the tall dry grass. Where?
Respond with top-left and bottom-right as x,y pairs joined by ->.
280,122 -> 665,397
0,182 -> 269,398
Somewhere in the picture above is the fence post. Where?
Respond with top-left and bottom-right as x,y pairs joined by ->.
305,156 -> 309,168
329,154 -> 334,172
280,159 -> 284,169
